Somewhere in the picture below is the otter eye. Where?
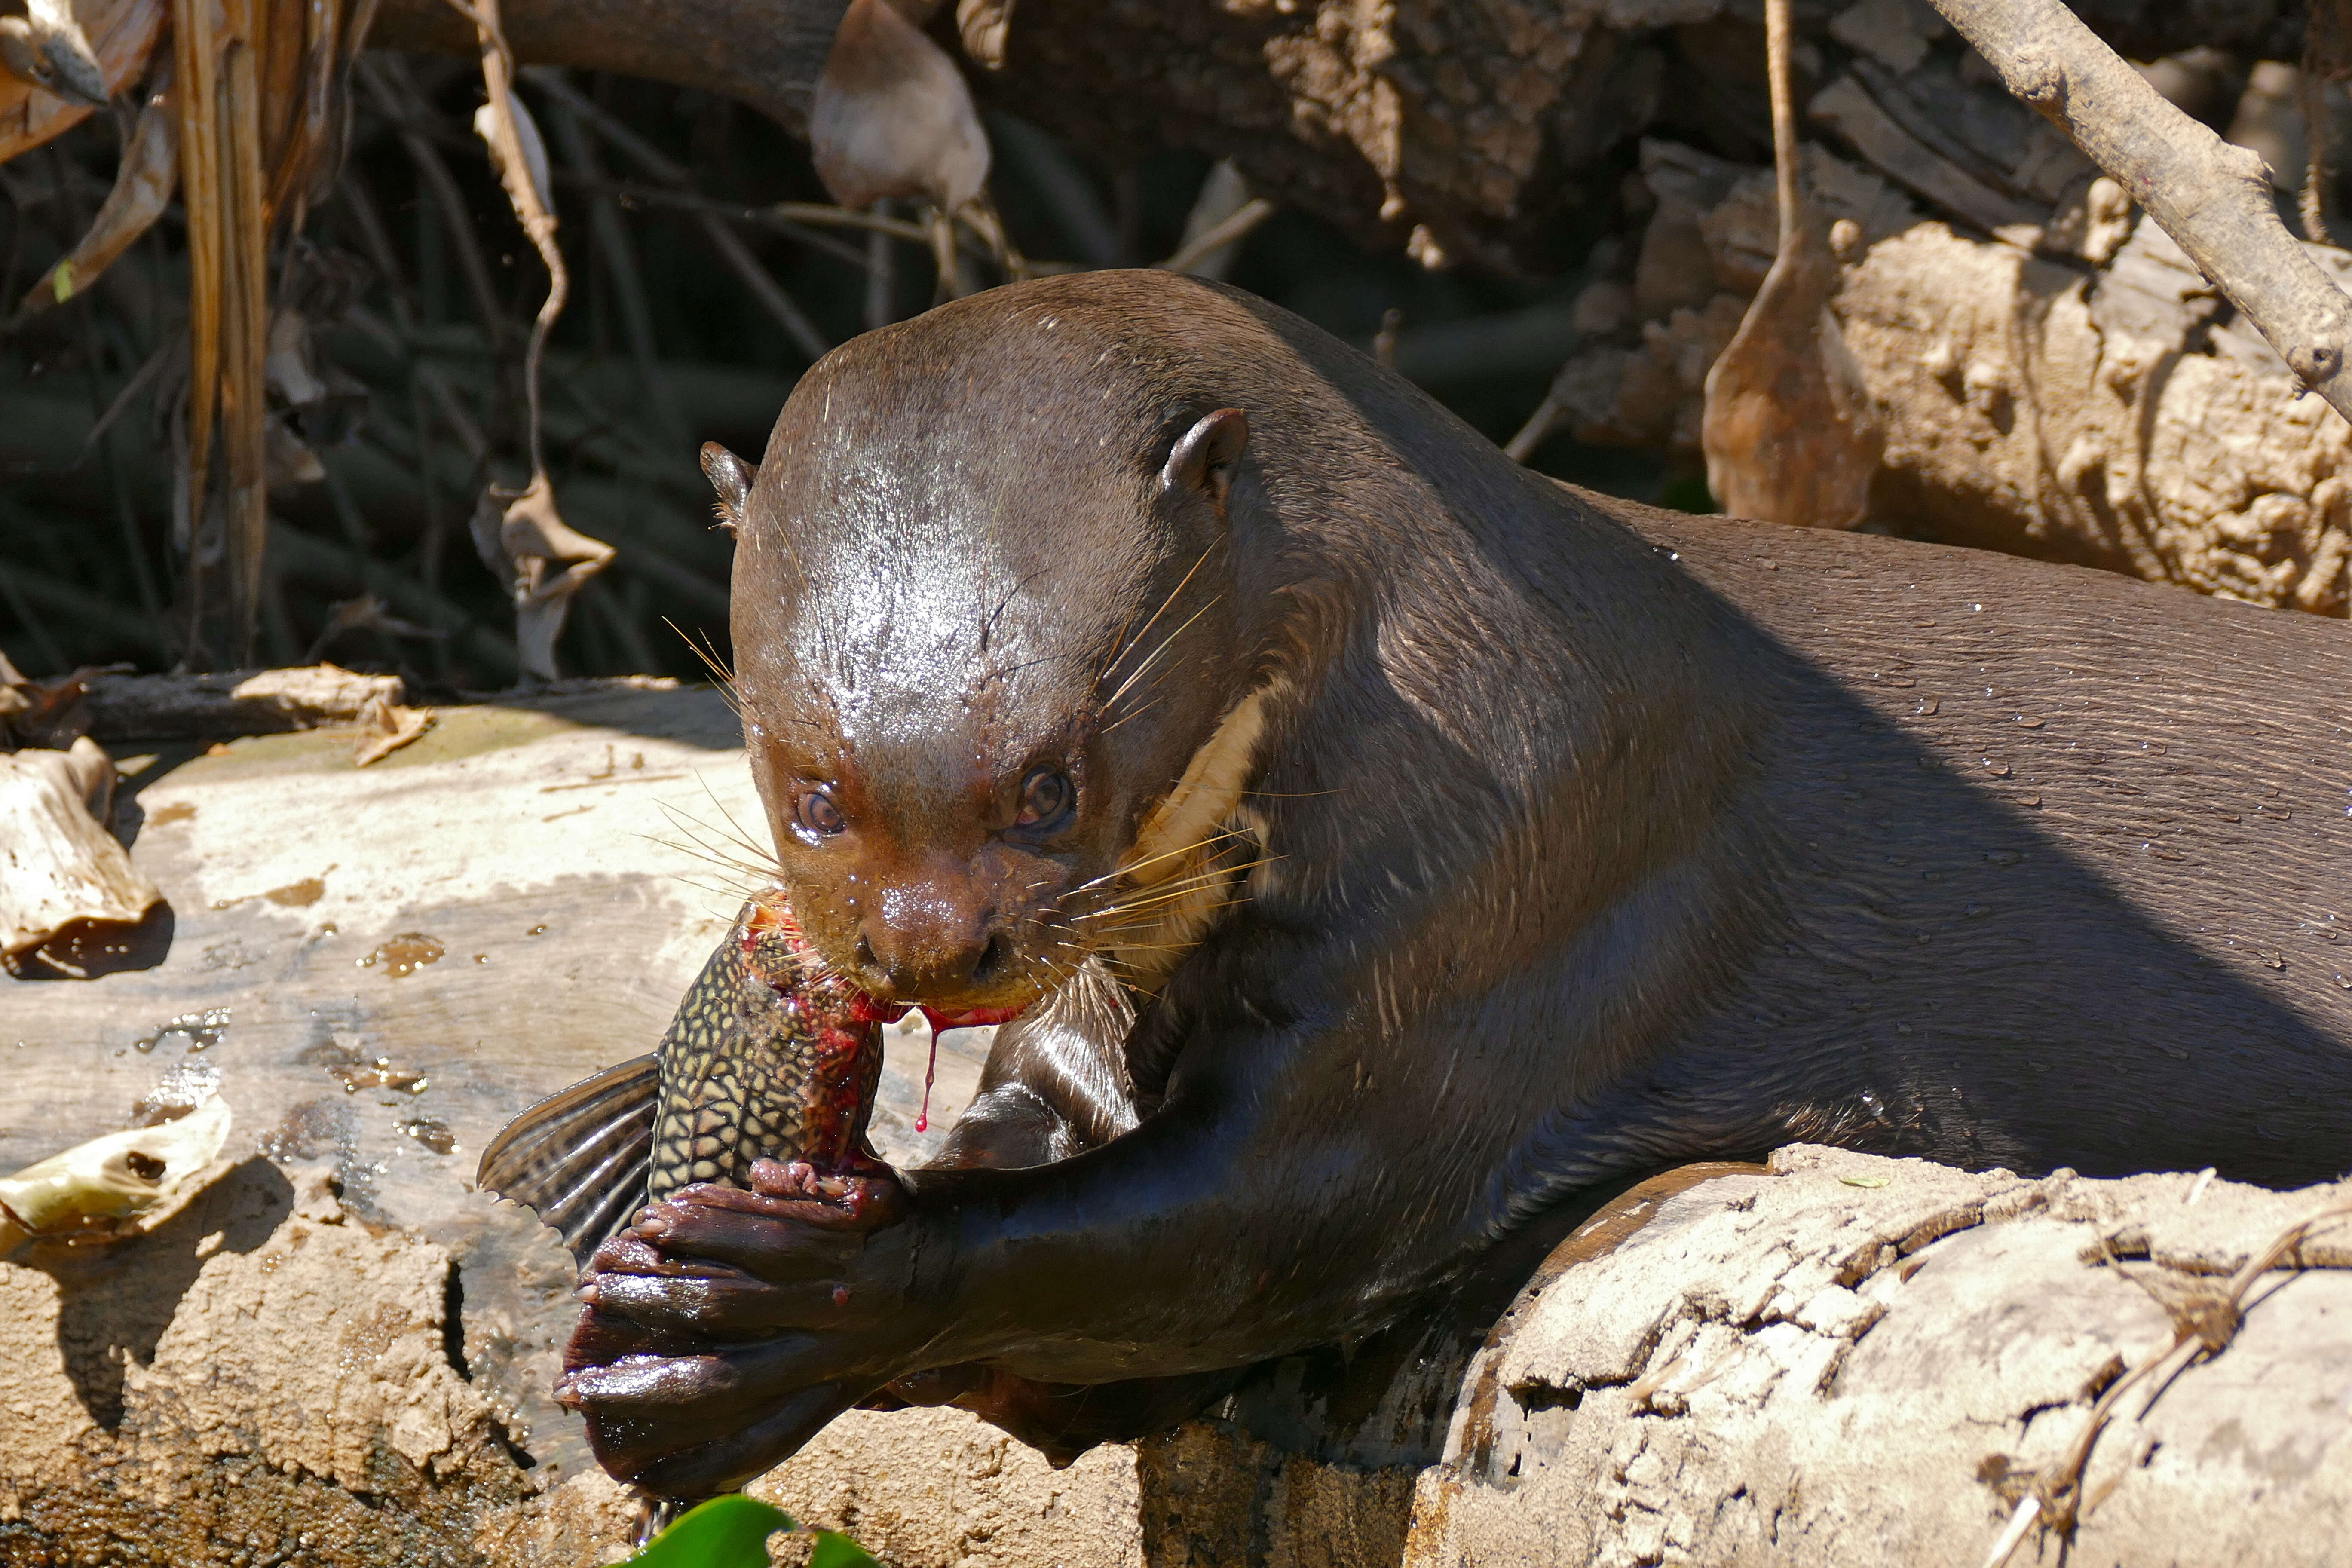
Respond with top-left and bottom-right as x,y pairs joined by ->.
1014,767 -> 1074,830
796,790 -> 846,838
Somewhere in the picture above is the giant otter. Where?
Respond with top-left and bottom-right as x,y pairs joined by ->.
558,270 -> 2352,1496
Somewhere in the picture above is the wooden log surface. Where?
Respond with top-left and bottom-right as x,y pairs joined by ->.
1406,1147 -> 2352,1568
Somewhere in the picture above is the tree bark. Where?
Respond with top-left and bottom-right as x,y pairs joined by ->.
1928,0 -> 2352,429
1408,1147 -> 2352,1568
1555,135 -> 2352,613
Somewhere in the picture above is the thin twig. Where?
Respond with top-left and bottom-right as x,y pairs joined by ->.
1157,197 -> 1275,276
1984,1194 -> 2352,1566
768,199 -> 934,246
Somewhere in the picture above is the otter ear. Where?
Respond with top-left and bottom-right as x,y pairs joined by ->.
1160,408 -> 1249,511
701,442 -> 756,533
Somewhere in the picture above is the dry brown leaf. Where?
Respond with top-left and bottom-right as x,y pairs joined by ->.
0,0 -> 110,107
0,0 -> 163,166
812,0 -> 990,214
469,473 -> 615,683
11,59 -> 178,324
350,693 -> 432,766
1701,235 -> 1883,527
300,591 -> 441,662
1699,0 -> 1884,528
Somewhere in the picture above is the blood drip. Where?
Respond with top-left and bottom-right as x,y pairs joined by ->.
916,1032 -> 938,1133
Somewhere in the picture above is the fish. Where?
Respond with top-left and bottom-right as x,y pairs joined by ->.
477,890 -> 891,1264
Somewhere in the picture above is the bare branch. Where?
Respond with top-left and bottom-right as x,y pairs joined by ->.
1927,0 -> 2352,429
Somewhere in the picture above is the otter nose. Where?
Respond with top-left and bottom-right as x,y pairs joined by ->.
856,879 -> 999,999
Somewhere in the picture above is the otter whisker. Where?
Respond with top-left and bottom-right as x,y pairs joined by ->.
1060,828 -> 1253,901
1071,858 -> 1276,916
1101,596 -> 1222,717
666,619 -> 750,727
643,834 -> 785,891
676,775 -> 787,874
1096,696 -> 1165,735
1088,902 -> 1256,941
668,618 -> 738,687
1092,544 -> 1219,698
654,803 -> 782,878
646,824 -> 784,891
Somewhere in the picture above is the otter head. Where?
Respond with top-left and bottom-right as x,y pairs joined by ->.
718,287 -> 1265,1018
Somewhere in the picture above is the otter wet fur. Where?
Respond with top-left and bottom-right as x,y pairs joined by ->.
553,269 -> 2352,1498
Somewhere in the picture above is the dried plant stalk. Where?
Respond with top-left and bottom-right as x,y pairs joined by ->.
174,0 -> 225,524
169,0 -> 271,666
459,0 -> 564,474
219,0 -> 272,665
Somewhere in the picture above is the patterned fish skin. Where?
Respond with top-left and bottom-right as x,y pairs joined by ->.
649,890 -> 888,1202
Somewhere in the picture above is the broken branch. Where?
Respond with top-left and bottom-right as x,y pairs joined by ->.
1927,0 -> 2352,429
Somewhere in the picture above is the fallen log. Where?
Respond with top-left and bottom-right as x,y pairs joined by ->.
1406,1147 -> 2352,1568
1553,136 -> 2352,613
80,664 -> 411,741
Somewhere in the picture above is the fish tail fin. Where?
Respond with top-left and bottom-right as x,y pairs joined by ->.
477,1055 -> 658,1265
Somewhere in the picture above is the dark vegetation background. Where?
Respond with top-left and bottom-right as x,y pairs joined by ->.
0,60 -> 1666,692
0,1 -> 2319,690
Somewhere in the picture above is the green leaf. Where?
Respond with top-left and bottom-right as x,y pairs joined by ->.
1838,1174 -> 1891,1189
808,1529 -> 884,1568
624,1495 -> 796,1568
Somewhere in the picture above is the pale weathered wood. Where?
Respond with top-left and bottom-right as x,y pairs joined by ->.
1405,1148 -> 2352,1568
0,682 -> 986,1487
0,738 -> 162,960
1928,0 -> 2352,431
81,663 -> 407,740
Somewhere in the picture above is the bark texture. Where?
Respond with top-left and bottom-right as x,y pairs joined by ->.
1553,135 -> 2352,612
1405,1146 -> 2352,1568
1926,0 -> 2352,427
1847,216 -> 2352,611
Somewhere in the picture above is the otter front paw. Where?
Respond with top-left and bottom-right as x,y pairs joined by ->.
558,1161 -> 927,1492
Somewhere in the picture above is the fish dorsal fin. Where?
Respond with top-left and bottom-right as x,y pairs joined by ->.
477,1054 -> 659,1265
